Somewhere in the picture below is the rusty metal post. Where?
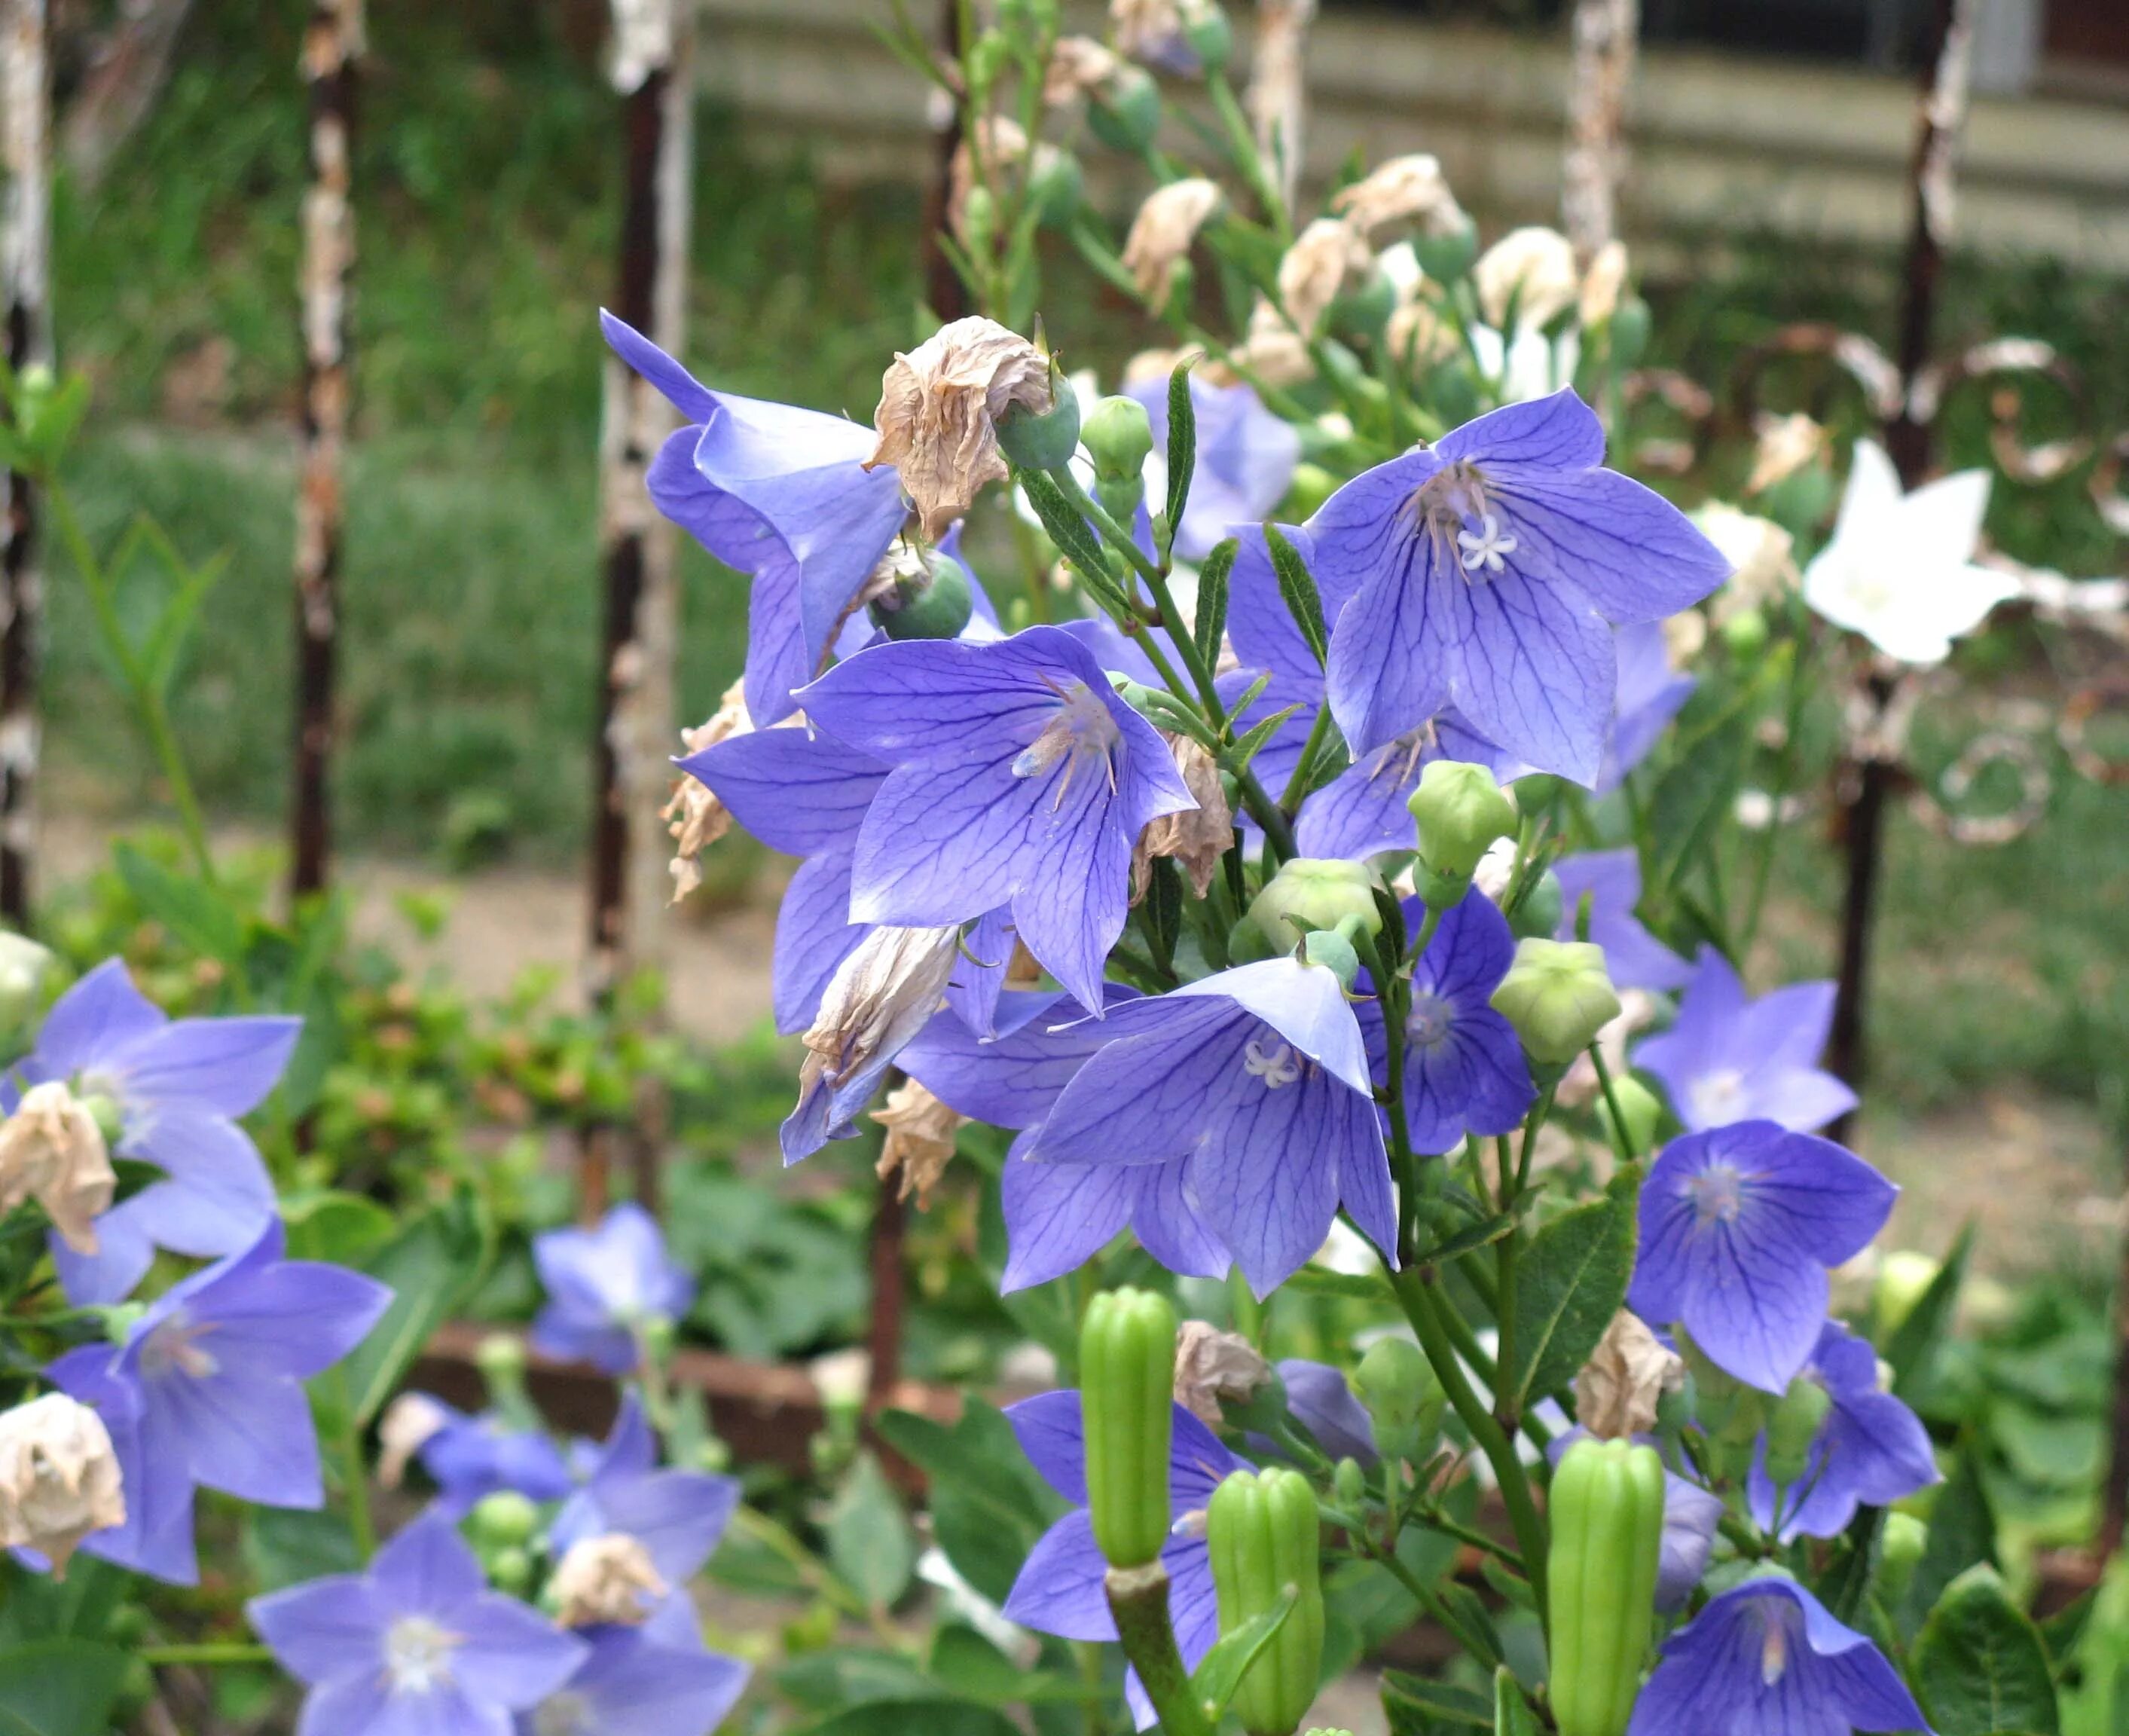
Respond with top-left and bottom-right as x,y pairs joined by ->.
587,0 -> 695,1215
291,0 -> 362,902
1560,0 -> 1637,261
1826,0 -> 1975,1142
0,0 -> 49,932
917,0 -> 967,324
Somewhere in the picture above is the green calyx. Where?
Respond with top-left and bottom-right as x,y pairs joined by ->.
1354,1337 -> 1443,1466
1546,1437 -> 1666,1736
1248,859 -> 1383,953
871,549 -> 976,641
1081,1287 -> 1178,1569
996,371 -> 1082,473
1489,939 -> 1621,1065
1083,396 -> 1154,482
1407,761 -> 1518,904
1206,1467 -> 1326,1736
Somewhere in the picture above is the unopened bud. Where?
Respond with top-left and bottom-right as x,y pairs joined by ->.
1028,148 -> 1086,228
1506,869 -> 1562,941
1876,1511 -> 1927,1609
1411,217 -> 1478,285
1354,1338 -> 1442,1465
489,1545 -> 533,1597
1721,607 -> 1769,661
468,1490 -> 541,1551
1408,761 -> 1519,909
1183,1 -> 1232,70
1873,1252 -> 1940,1337
1083,395 -> 1155,482
1331,1456 -> 1367,1512
0,933 -> 53,1025
1081,1288 -> 1178,1569
1248,858 -> 1382,952
1547,1438 -> 1666,1736
1087,66 -> 1161,154
1207,1467 -> 1326,1736
1595,1074 -> 1663,1159
475,1332 -> 529,1392
1761,1375 -> 1834,1487
1489,940 -> 1620,1066
1608,296 -> 1651,369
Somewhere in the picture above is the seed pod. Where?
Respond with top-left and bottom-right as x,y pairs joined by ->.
1547,1436 -> 1666,1736
1080,1287 -> 1178,1569
1355,1337 -> 1443,1466
1207,1467 -> 1326,1736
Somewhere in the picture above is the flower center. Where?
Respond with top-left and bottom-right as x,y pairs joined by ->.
138,1309 -> 218,1380
383,1616 -> 461,1695
1408,462 -> 1509,584
1404,993 -> 1455,1050
1367,724 -> 1440,792
1688,1068 -> 1746,1123
1242,1036 -> 1304,1090
1012,679 -> 1121,806
1685,1160 -> 1747,1227
1755,1602 -> 1795,1687
1171,1508 -> 1208,1540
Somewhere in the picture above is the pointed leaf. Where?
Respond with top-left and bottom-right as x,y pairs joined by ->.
1494,1666 -> 1541,1736
1194,536 -> 1237,671
1263,523 -> 1327,664
1164,361 -> 1198,561
1191,1583 -> 1298,1722
826,1450 -> 917,1612
1886,1224 -> 1974,1398
0,1640 -> 131,1736
1382,1672 -> 1495,1731
1509,1181 -> 1635,1409
1914,1566 -> 2059,1735
341,1192 -> 490,1426
1223,702 -> 1303,776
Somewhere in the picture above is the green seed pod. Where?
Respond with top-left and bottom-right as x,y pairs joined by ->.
1720,606 -> 1769,662
1183,2 -> 1232,72
1088,66 -> 1162,154
1761,1374 -> 1834,1488
1028,148 -> 1085,228
1547,1437 -> 1666,1736
872,550 -> 976,642
1083,395 -> 1155,483
1354,1337 -> 1443,1466
467,1490 -> 541,1551
1248,859 -> 1382,952
1607,296 -> 1651,370
1407,760 -> 1519,906
1080,1287 -> 1178,1569
1490,940 -> 1621,1066
1595,1074 -> 1663,1158
1507,868 -> 1564,941
1207,1467 -> 1326,1736
1875,1511 -> 1927,1611
995,377 -> 1082,473
1331,1456 -> 1367,1512
1412,217 -> 1479,285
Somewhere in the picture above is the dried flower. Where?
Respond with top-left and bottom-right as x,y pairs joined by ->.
1275,216 -> 1371,339
1132,732 -> 1232,898
1578,238 -> 1630,328
869,318 -> 1053,538
873,1078 -> 967,1208
1694,503 -> 1801,625
1388,295 -> 1459,371
375,1392 -> 453,1490
0,1393 -> 125,1574
1574,1310 -> 1685,1439
549,1532 -> 667,1628
1239,296 -> 1313,387
0,1081 -> 117,1256
1045,35 -> 1126,105
790,925 -> 962,1157
1331,154 -> 1464,240
1122,178 -> 1223,304
1746,411 -> 1828,495
664,676 -> 753,902
1172,1321 -> 1272,1425
1473,225 -> 1579,330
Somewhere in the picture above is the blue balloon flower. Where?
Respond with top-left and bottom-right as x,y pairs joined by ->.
1635,948 -> 1858,1135
531,1203 -> 694,1376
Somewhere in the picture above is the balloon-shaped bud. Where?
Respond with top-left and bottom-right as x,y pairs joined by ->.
467,1490 -> 541,1551
1507,868 -> 1563,941
1207,1466 -> 1326,1736
1248,858 -> 1382,952
1354,1337 -> 1443,1466
1080,1286 -> 1178,1569
1407,761 -> 1518,908
1547,1437 -> 1666,1736
1595,1074 -> 1663,1159
1489,939 -> 1620,1065
1331,1456 -> 1367,1512
1083,395 -> 1156,483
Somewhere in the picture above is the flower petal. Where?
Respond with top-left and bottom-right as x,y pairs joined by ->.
1001,1508 -> 1113,1641
1000,1146 -> 1135,1292
248,1573 -> 384,1686
683,728 -> 887,859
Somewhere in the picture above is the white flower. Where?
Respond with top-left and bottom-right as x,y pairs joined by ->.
1472,226 -> 1578,331
1802,441 -> 2019,665
1469,322 -> 1579,406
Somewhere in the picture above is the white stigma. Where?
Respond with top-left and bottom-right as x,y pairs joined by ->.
1171,1508 -> 1208,1541
1455,512 -> 1518,574
1405,993 -> 1455,1050
1011,680 -> 1122,805
1759,1610 -> 1788,1687
1685,1160 -> 1746,1227
383,1615 -> 460,1695
1242,1037 -> 1304,1090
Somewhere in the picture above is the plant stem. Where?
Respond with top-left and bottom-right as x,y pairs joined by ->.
1369,1539 -> 1495,1660
1106,1561 -> 1215,1736
1277,701 -> 1336,813
142,1643 -> 273,1667
1588,1044 -> 1637,1164
327,1365 -> 374,1563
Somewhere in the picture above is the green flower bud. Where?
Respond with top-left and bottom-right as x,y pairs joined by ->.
1327,269 -> 1398,346
1183,2 -> 1232,71
1083,396 -> 1155,483
1331,1456 -> 1367,1512
995,374 -> 1082,473
1028,148 -> 1086,228
0,932 -> 53,1027
1302,928 -> 1360,991
961,184 -> 998,258
1547,1437 -> 1666,1736
1281,462 -> 1338,523
80,1090 -> 125,1151
1248,859 -> 1382,952
1873,1252 -> 1940,1337
1595,1074 -> 1663,1158
1081,1287 -> 1178,1568
1507,868 -> 1563,941
1721,606 -> 1768,661
475,1331 -> 529,1389
1097,471 -> 1146,531
1207,1467 -> 1326,1736
1408,761 -> 1518,907
488,1545 -> 533,1597
1226,912 -> 1276,964
1354,1337 -> 1443,1465
1875,1511 -> 1927,1610
871,548 -> 976,641
1762,1374 -> 1834,1487
467,1490 -> 541,1551
1088,66 -> 1161,154
1412,217 -> 1479,284
1489,940 -> 1620,1065
1608,296 -> 1651,370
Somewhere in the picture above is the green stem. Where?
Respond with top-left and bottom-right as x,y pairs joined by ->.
1369,1540 -> 1496,1660
1413,1505 -> 1524,1571
142,1643 -> 272,1667
331,1367 -> 375,1563
1587,1044 -> 1637,1165
1205,74 -> 1291,242
1277,702 -> 1336,815
1740,635 -> 1810,955
1105,1561 -> 1216,1736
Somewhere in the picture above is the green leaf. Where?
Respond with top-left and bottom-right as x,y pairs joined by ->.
1263,524 -> 1327,664
1223,701 -> 1304,776
1886,1224 -> 1974,1398
243,1505 -> 359,1594
114,841 -> 246,965
1194,537 -> 1236,672
1647,705 -> 1752,891
2038,1590 -> 2093,1676
1438,1582 -> 1507,1669
1901,1446 -> 1999,1637
338,1191 -> 490,1426
0,1639 -> 133,1736
799,1702 -> 1018,1736
1191,1583 -> 1297,1721
1413,1211 -> 1517,1265
1509,1182 -> 1634,1407
1494,1666 -> 1541,1736
927,1624 -> 1103,1705
826,1450 -> 917,1612
875,1401 -> 1053,1603
1019,468 -> 1119,604
1165,360 -> 1198,561
281,1190 -> 397,1267
1914,1566 -> 2060,1735
1382,1672 -> 1495,1731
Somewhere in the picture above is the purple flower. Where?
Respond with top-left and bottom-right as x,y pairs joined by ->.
1126,374 -> 1300,561
1628,1122 -> 1895,1393
1635,949 -> 1857,1135
522,1594 -> 750,1736
1748,1321 -> 1938,1542
1026,958 -> 1395,1296
1628,1574 -> 1932,1736
1277,1359 -> 1376,1466
1308,390 -> 1727,782
45,1219 -> 390,1585
1003,1389 -> 1248,1730
417,1402 -> 576,1518
1296,716 -> 1526,861
1547,1427 -> 1722,1611
532,1203 -> 694,1376
551,1397 -> 740,1588
14,958 -> 298,1304
799,626 -> 1195,1012
898,989 -> 1229,1290
1595,620 -> 1694,795
1551,850 -> 1691,992
251,1512 -> 588,1735
1358,894 -> 1534,1156
603,313 -> 909,725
